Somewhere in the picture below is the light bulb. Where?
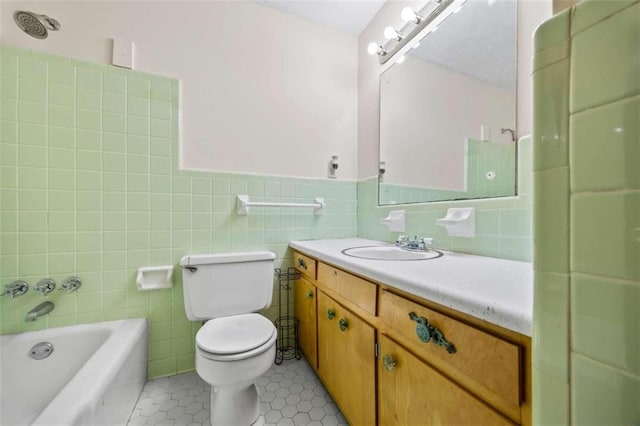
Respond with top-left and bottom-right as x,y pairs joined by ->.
395,55 -> 406,64
384,26 -> 401,41
367,42 -> 379,55
401,7 -> 420,23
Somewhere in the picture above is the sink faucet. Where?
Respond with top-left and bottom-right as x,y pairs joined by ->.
25,301 -> 55,322
395,235 -> 434,251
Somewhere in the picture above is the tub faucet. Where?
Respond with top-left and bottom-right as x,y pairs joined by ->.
25,301 -> 54,322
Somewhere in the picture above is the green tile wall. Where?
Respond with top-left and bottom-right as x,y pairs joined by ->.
358,136 -> 532,262
0,46 -> 357,379
532,1 -> 640,423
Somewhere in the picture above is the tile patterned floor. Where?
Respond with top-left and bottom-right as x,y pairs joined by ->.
127,357 -> 348,426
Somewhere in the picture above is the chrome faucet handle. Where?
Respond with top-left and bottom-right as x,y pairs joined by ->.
59,276 -> 81,293
395,235 -> 410,246
35,278 -> 56,296
421,237 -> 434,247
2,281 -> 29,298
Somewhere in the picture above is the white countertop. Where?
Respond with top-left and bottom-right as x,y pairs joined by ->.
289,238 -> 533,336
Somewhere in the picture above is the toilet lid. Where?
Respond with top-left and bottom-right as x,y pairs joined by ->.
196,313 -> 276,355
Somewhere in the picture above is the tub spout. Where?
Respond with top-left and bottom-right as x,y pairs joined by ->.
25,301 -> 54,322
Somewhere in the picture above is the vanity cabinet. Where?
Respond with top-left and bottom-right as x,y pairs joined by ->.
378,334 -> 514,425
317,291 -> 376,426
291,250 -> 531,426
294,276 -> 317,368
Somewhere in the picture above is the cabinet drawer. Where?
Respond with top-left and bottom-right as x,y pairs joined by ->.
293,251 -> 316,280
379,289 -> 522,407
317,263 -> 376,315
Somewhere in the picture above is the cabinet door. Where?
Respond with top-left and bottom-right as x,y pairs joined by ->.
317,291 -> 375,426
378,334 -> 516,426
294,277 -> 317,369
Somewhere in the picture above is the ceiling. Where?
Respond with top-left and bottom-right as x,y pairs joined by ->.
254,0 -> 386,35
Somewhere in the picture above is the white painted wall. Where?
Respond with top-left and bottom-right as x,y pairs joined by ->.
1,1 -> 358,179
380,56 -> 515,190
358,0 -> 552,179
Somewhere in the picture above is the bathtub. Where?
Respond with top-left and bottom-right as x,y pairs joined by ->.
0,318 -> 148,426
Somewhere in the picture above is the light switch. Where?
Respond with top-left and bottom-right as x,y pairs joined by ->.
111,38 -> 134,69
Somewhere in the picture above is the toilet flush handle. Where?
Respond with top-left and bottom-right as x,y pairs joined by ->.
182,266 -> 198,273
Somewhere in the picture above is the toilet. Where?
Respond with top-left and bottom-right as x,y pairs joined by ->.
180,251 -> 277,426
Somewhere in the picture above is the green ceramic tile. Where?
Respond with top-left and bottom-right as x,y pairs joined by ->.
150,100 -> 171,120
533,271 -> 570,378
18,254 -> 46,276
572,0 -> 638,35
150,156 -> 171,175
48,232 -> 75,252
76,129 -> 100,151
48,211 -> 74,231
1,166 -> 17,188
128,115 -> 149,136
570,95 -> 640,192
103,132 -> 126,153
571,3 -> 640,113
76,232 -> 102,252
150,81 -> 171,101
103,73 -> 125,94
571,191 -> 640,281
77,212 -> 101,231
148,357 -> 177,379
103,112 -> 126,134
102,172 -> 126,192
127,78 -> 150,98
76,172 -> 101,191
76,150 -> 102,171
127,96 -> 149,117
102,92 -> 125,114
19,101 -> 46,124
532,367 -> 570,426
19,78 -> 46,103
76,68 -> 101,90
572,273 -> 640,375
127,192 -> 149,211
533,168 -> 570,273
572,354 -> 640,425
48,190 -> 74,211
18,167 -> 46,189
499,209 -> 531,237
1,99 -> 18,122
1,77 -> 18,101
49,148 -> 75,169
76,108 -> 100,130
127,134 -> 149,155
532,59 -> 570,171
103,192 -> 125,211
103,152 -> 125,172
127,174 -> 149,192
1,54 -> 18,77
18,189 -> 46,210
19,123 -> 46,146
48,62 -> 75,86
150,118 -> 170,138
48,169 -> 74,190
127,154 -> 149,174
19,57 -> 47,80
49,83 -> 75,107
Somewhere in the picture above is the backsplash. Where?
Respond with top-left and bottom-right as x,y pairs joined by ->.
0,46 -> 357,378
358,136 -> 532,262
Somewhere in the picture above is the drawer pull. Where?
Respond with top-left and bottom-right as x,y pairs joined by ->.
382,354 -> 397,371
339,318 -> 349,331
327,309 -> 336,320
409,312 -> 457,354
305,290 -> 313,299
297,258 -> 308,270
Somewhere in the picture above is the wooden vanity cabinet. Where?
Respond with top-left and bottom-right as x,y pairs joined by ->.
317,291 -> 376,426
294,276 -> 317,368
378,334 -> 515,426
292,251 -> 531,426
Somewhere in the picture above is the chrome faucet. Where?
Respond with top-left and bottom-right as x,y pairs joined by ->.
25,301 -> 54,322
2,281 -> 29,298
395,235 -> 434,251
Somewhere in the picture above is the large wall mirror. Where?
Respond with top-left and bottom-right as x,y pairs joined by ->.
379,0 -> 518,205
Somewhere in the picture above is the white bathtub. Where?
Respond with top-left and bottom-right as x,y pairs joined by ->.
0,318 -> 148,426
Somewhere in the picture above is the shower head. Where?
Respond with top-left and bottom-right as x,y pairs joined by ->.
13,11 -> 61,39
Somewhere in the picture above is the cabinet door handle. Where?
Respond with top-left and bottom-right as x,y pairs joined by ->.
297,258 -> 307,270
339,318 -> 348,331
327,309 -> 335,320
408,312 -> 456,354
305,290 -> 313,299
382,354 -> 397,371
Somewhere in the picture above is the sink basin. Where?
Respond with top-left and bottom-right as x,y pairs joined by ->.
341,246 -> 443,261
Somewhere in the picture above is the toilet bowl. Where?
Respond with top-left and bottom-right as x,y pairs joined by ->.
180,252 -> 276,426
195,314 -> 277,425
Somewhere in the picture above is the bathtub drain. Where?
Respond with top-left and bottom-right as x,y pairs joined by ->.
29,342 -> 54,360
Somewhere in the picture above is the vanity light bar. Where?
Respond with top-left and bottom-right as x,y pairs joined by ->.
377,0 -> 461,65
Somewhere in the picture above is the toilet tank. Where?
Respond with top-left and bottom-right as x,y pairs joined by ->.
180,251 -> 275,321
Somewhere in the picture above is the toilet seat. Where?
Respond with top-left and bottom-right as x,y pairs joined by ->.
196,313 -> 276,361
